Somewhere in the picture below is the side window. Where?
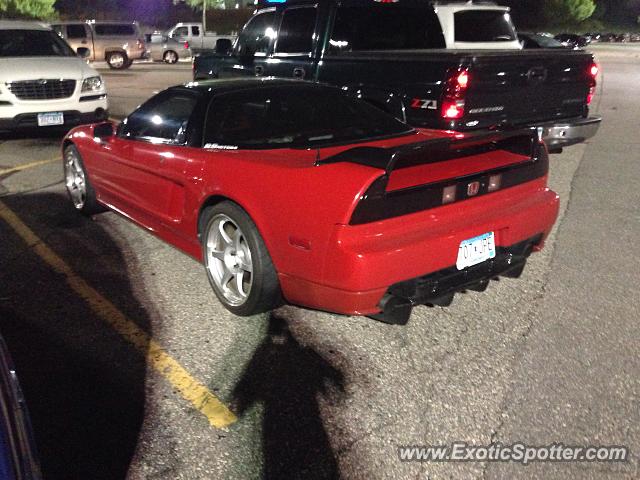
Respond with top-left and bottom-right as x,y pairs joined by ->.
174,27 -> 189,37
275,7 -> 317,55
191,26 -> 200,36
120,91 -> 199,143
235,10 -> 277,57
67,24 -> 88,39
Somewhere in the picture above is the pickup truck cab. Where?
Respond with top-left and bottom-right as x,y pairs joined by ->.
165,22 -> 236,54
194,0 -> 601,151
433,1 -> 521,50
0,21 -> 108,132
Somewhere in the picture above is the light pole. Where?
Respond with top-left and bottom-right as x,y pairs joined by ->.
202,0 -> 207,32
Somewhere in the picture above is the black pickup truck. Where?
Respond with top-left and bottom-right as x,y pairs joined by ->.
193,0 -> 601,151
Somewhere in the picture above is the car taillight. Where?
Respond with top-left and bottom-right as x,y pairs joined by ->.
184,41 -> 189,49
441,68 -> 469,120
589,62 -> 599,78
136,39 -> 144,49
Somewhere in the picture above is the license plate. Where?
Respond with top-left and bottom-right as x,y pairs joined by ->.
456,232 -> 496,270
37,112 -> 64,127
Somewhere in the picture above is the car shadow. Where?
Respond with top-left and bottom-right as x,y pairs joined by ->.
0,192 -> 153,480
231,313 -> 345,480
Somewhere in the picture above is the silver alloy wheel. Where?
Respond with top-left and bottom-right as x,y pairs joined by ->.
109,53 -> 125,68
164,51 -> 178,64
205,214 -> 253,306
64,149 -> 86,210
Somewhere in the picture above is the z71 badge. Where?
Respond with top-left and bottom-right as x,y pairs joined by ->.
410,98 -> 438,110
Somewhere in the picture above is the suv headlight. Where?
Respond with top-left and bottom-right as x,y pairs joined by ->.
81,76 -> 103,93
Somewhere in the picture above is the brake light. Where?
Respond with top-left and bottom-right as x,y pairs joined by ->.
442,100 -> 465,119
587,62 -> 598,104
441,68 -> 469,120
184,41 -> 189,49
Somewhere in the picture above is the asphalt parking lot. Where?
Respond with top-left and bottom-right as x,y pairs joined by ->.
0,47 -> 639,479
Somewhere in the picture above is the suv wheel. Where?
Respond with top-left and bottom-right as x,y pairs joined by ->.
107,52 -> 129,70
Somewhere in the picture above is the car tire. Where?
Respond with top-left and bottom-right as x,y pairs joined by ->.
201,201 -> 282,316
106,51 -> 129,70
63,144 -> 106,216
163,50 -> 178,64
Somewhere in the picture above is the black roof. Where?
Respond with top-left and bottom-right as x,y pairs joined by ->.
177,78 -> 333,97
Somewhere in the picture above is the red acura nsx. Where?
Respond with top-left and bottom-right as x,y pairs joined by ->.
62,79 -> 559,324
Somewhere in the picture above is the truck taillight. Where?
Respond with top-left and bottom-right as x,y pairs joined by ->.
184,41 -> 190,49
441,68 -> 469,120
587,62 -> 598,104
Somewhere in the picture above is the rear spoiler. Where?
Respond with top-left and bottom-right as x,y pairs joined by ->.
329,128 -> 549,225
315,127 -> 541,175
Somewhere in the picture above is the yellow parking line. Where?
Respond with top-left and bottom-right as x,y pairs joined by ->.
0,200 -> 237,429
0,158 -> 58,176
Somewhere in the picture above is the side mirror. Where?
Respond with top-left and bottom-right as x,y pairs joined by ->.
77,47 -> 91,59
215,38 -> 233,55
93,122 -> 115,140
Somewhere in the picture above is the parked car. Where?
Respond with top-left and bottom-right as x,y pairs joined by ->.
630,33 -> 640,42
599,32 -> 617,42
62,79 -> 559,324
432,1 -> 522,49
194,0 -> 601,152
0,334 -> 41,479
554,33 -> 590,48
50,21 -> 147,69
518,32 -> 570,49
144,33 -> 191,64
0,21 -> 108,133
165,22 -> 236,54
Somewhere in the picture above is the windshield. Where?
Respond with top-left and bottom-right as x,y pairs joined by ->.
454,10 -> 517,42
205,86 -> 414,149
329,5 -> 445,52
0,29 -> 76,57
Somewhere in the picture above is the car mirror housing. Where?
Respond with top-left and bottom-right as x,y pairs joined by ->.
77,47 -> 91,59
93,122 -> 115,140
216,38 -> 233,56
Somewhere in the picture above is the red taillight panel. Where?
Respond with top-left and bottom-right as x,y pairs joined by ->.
589,62 -> 599,78
184,41 -> 190,49
441,68 -> 469,120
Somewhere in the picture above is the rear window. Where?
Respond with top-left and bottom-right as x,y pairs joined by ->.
329,5 -> 445,53
94,24 -> 136,36
0,29 -> 75,57
454,10 -> 516,42
204,86 -> 413,149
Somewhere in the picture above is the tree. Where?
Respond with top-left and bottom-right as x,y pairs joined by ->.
544,0 -> 597,23
0,0 -> 56,18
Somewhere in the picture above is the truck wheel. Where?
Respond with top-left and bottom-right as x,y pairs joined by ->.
163,50 -> 178,64
63,145 -> 106,216
107,52 -> 128,70
201,201 -> 282,316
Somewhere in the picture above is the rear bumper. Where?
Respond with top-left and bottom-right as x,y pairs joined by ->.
540,115 -> 601,150
279,180 -> 559,320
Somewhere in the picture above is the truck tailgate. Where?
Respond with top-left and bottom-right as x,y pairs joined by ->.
462,50 -> 594,129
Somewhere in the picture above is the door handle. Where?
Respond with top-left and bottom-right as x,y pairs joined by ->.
254,65 -> 264,76
293,67 -> 305,79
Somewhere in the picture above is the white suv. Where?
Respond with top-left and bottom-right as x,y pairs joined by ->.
0,21 -> 108,132
433,2 -> 522,50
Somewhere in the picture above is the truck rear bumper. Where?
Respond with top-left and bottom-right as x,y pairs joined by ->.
541,115 -> 601,151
